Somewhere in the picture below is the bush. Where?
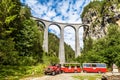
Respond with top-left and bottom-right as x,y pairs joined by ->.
42,52 -> 59,65
0,64 -> 46,79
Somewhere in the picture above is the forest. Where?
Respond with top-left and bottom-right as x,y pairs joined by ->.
0,0 -> 120,79
0,0 -> 75,79
76,24 -> 120,68
77,0 -> 120,69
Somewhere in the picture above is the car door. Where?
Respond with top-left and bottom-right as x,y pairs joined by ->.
91,64 -> 97,72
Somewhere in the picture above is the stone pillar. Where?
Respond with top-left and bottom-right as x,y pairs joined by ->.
59,26 -> 65,64
75,28 -> 80,58
43,24 -> 48,53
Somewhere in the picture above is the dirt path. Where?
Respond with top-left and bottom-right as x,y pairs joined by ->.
21,73 -> 80,80
21,72 -> 120,80
21,73 -> 103,80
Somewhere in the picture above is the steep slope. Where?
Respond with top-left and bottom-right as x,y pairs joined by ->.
78,0 -> 120,67
48,33 -> 75,62
81,0 -> 120,40
38,24 -> 75,62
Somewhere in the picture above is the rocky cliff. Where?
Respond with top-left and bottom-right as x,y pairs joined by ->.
81,0 -> 120,40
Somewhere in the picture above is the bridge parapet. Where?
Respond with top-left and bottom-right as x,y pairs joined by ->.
32,16 -> 89,63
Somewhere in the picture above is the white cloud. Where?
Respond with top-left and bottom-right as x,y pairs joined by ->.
49,25 -> 60,38
64,27 -> 75,50
21,0 -> 91,50
52,16 -> 66,23
47,10 -> 56,17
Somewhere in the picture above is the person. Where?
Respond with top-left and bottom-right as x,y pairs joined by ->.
112,64 -> 118,73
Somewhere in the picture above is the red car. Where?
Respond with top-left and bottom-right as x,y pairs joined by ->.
82,63 -> 107,73
44,64 -> 61,75
61,63 -> 82,73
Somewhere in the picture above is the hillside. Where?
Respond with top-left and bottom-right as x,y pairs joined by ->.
81,0 -> 120,40
38,20 -> 75,62
48,33 -> 75,62
77,0 -> 120,68
0,0 -> 75,79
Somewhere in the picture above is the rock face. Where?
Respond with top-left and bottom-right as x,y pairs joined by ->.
82,0 -> 120,40
102,74 -> 120,80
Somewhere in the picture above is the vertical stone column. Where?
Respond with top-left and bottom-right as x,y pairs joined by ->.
75,28 -> 80,58
59,26 -> 65,64
43,24 -> 49,53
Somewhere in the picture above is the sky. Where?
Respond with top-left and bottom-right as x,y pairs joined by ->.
20,0 -> 91,50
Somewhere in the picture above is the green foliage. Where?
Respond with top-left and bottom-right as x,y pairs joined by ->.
81,0 -> 119,19
49,56 -> 59,64
80,0 -> 120,69
0,64 -> 46,80
74,74 -> 102,80
81,1 -> 104,18
0,0 -> 21,38
42,52 -> 59,65
48,33 -> 59,57
48,33 -> 75,62
101,0 -> 119,18
0,0 -> 21,65
20,5 -> 31,20
83,37 -> 93,53
0,0 -> 76,79
0,0 -> 43,66
15,11 -> 43,65
77,24 -> 120,68
0,38 -> 19,65
65,44 -> 75,62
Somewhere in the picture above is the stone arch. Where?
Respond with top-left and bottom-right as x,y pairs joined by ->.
64,25 -> 76,48
64,25 -> 76,31
64,26 -> 75,61
64,25 -> 82,57
47,23 -> 65,64
36,20 -> 46,29
48,24 -> 61,57
48,23 -> 61,30
31,17 -> 89,63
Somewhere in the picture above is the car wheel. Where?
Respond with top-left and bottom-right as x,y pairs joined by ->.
61,70 -> 64,73
52,71 -> 55,75
44,72 -> 47,75
98,71 -> 101,74
58,71 -> 61,74
83,70 -> 87,73
74,70 -> 77,73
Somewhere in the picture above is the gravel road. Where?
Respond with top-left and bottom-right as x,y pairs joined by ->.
33,74 -> 79,80
21,73 -> 102,80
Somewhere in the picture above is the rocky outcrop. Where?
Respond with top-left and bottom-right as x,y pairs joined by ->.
102,73 -> 120,80
82,0 -> 120,40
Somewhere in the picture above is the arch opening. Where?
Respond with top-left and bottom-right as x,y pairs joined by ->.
48,25 -> 60,57
37,20 -> 45,30
64,26 -> 75,62
33,17 -> 88,63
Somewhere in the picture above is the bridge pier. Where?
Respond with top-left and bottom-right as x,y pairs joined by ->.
43,23 -> 49,53
59,26 -> 65,64
43,26 -> 48,53
75,27 -> 81,57
32,17 -> 87,64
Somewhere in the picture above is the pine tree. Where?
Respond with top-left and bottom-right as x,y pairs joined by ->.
0,0 -> 21,65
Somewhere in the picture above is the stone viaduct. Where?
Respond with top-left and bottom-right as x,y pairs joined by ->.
32,17 -> 88,64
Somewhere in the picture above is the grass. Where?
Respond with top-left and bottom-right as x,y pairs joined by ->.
73,74 -> 102,80
0,64 -> 46,80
